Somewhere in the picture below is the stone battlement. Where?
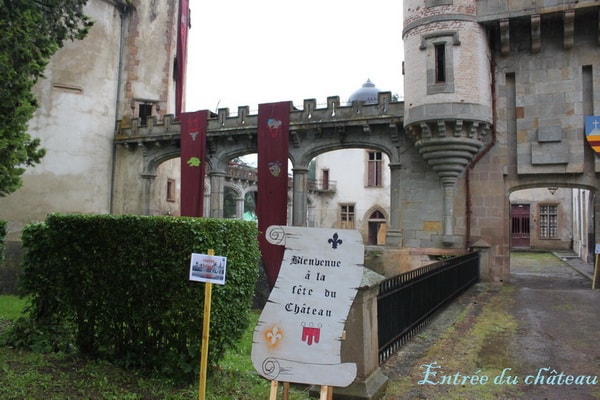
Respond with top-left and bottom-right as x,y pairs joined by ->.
114,92 -> 403,143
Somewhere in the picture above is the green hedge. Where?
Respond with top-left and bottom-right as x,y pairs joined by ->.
15,213 -> 260,380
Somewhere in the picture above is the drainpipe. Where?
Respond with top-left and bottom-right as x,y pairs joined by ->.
465,52 -> 497,250
110,1 -> 129,213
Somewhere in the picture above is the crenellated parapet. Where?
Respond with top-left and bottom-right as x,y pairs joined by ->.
115,114 -> 179,148
114,92 -> 403,150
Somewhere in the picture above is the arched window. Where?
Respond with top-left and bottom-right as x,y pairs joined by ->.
223,187 -> 238,218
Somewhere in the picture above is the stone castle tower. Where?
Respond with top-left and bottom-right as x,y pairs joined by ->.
401,0 -> 600,281
403,0 -> 493,246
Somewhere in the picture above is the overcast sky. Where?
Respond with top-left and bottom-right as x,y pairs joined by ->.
185,0 -> 404,114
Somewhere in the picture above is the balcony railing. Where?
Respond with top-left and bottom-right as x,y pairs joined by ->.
226,164 -> 258,182
225,165 -> 336,193
308,179 -> 337,193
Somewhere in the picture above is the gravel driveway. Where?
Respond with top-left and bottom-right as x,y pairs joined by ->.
380,251 -> 600,399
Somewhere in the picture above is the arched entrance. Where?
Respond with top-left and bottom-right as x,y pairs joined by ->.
509,186 -> 595,263
367,209 -> 387,245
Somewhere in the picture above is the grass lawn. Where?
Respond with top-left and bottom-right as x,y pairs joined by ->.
0,295 -> 27,320
0,295 -> 312,399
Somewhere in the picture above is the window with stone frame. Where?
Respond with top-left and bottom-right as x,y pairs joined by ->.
420,32 -> 459,94
434,43 -> 446,83
539,204 -> 558,239
167,178 -> 176,202
139,103 -> 153,126
367,151 -> 383,187
340,204 -> 355,229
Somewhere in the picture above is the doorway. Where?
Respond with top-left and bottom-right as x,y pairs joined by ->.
511,204 -> 530,248
368,210 -> 387,245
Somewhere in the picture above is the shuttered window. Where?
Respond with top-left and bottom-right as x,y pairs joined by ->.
367,151 -> 383,187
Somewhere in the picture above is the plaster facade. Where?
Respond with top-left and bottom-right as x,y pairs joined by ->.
0,0 -> 180,238
311,149 -> 391,244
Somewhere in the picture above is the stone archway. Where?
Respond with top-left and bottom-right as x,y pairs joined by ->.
366,208 -> 388,246
507,183 -> 598,271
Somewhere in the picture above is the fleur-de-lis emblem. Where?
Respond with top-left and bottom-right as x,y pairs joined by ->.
266,326 -> 283,345
328,233 -> 343,249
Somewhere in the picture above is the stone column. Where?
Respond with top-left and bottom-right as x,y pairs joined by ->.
141,172 -> 156,215
441,177 -> 457,244
292,167 -> 309,227
236,196 -> 245,220
386,163 -> 402,247
208,170 -> 226,218
336,268 -> 388,399
471,239 -> 490,280
204,191 -> 210,216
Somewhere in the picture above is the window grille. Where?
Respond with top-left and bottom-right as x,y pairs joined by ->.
539,204 -> 558,239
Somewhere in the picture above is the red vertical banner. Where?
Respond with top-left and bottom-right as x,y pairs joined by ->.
175,0 -> 189,117
180,110 -> 208,217
257,101 -> 291,288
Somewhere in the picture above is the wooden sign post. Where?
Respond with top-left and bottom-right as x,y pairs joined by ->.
199,276 -> 211,400
252,226 -> 364,397
189,249 -> 227,400
593,244 -> 600,289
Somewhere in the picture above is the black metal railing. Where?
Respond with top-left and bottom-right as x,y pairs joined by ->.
377,252 -> 480,364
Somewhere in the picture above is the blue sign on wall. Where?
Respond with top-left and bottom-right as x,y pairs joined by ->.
584,116 -> 600,153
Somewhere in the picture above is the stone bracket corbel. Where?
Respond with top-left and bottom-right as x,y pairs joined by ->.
531,14 -> 541,53
564,10 -> 574,50
500,19 -> 510,56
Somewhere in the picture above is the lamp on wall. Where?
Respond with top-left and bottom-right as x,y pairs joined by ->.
547,186 -> 559,195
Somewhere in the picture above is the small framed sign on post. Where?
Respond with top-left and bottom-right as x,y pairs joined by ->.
190,250 -> 227,400
189,252 -> 227,285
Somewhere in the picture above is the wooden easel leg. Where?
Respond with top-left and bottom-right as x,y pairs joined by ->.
319,385 -> 334,400
282,382 -> 290,400
269,380 -> 279,400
